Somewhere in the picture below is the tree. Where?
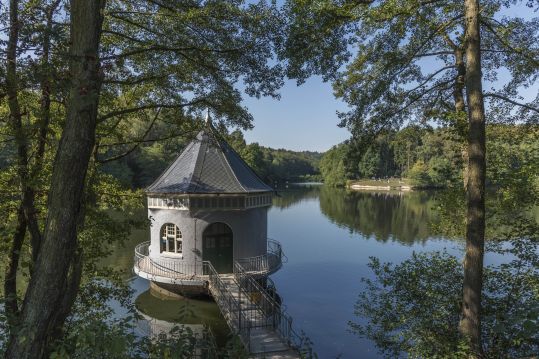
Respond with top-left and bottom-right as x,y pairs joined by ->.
351,125 -> 539,357
391,125 -> 424,175
350,250 -> 539,358
5,1 -> 106,357
282,0 -> 539,354
319,143 -> 348,186
460,1 -> 487,351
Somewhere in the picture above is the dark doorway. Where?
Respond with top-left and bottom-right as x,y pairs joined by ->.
202,222 -> 233,273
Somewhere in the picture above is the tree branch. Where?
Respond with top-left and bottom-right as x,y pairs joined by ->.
407,65 -> 455,94
484,93 -> 539,114
480,19 -> 539,68
103,74 -> 169,86
97,108 -> 161,163
101,29 -> 145,44
98,130 -> 198,148
97,99 -> 206,123
102,44 -> 244,61
415,51 -> 454,58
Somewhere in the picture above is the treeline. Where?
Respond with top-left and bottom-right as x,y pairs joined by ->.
101,128 -> 322,188
226,130 -> 322,184
320,124 -> 539,188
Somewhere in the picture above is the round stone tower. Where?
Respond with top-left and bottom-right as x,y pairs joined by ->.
133,122 -> 281,297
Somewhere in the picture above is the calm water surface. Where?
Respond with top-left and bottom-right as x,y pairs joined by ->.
112,185 -> 488,358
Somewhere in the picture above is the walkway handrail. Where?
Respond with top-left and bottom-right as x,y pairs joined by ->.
203,261 -> 252,350
233,261 -> 304,351
134,240 -> 307,356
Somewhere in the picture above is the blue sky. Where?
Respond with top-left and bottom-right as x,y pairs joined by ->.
242,76 -> 350,152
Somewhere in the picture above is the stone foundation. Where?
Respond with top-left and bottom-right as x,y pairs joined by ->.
150,281 -> 209,299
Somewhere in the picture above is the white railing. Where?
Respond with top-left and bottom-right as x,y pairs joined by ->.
235,239 -> 283,277
134,241 -> 202,279
134,239 -> 283,280
134,240 -> 308,356
203,261 -> 252,348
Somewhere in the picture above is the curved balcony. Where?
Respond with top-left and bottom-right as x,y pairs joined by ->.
133,239 -> 283,285
234,239 -> 283,277
133,241 -> 206,285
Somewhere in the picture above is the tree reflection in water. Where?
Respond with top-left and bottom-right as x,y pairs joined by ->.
319,186 -> 441,245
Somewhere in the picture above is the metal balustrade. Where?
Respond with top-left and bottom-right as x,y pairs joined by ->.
133,238 -> 306,356
134,239 -> 283,281
233,262 -> 304,351
134,241 -> 203,280
234,238 -> 283,276
203,262 -> 252,349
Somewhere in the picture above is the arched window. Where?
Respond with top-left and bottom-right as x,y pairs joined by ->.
160,223 -> 182,254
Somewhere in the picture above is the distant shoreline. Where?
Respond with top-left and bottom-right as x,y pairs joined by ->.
349,183 -> 414,191
347,179 -> 447,192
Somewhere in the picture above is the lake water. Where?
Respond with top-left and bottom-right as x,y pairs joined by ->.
112,185 -> 492,358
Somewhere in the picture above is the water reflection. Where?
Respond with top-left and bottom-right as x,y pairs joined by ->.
275,184 -> 441,245
135,289 -> 230,347
319,186 -> 440,245
273,184 -> 321,209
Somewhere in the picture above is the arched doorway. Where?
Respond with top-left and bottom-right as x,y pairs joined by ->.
202,222 -> 233,273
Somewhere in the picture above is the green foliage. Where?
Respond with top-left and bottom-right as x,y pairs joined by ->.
350,252 -> 465,358
321,124 -> 538,189
100,0 -> 286,129
351,249 -> 539,358
353,125 -> 539,357
101,128 -> 322,188
319,143 -> 348,186
407,160 -> 431,187
319,186 -> 441,244
282,0 -> 539,137
1,0 -> 291,354
225,129 -> 323,183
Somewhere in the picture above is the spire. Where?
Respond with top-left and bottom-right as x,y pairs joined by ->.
205,108 -> 211,125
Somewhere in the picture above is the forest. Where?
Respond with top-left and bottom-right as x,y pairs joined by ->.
100,128 -> 322,188
320,124 -> 539,188
0,0 -> 538,358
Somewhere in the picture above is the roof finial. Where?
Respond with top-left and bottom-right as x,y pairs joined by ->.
205,108 -> 211,125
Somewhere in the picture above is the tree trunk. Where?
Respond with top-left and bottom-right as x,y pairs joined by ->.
460,0 -> 486,356
35,1 -> 61,171
453,48 -> 470,189
27,0 -> 63,263
453,49 -> 466,114
5,0 -> 43,268
4,0 -> 26,326
4,1 -> 106,357
3,205 -> 26,325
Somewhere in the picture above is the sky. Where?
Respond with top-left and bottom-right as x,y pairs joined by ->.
241,77 -> 351,153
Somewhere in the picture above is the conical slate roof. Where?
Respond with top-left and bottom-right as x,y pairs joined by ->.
146,128 -> 272,194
